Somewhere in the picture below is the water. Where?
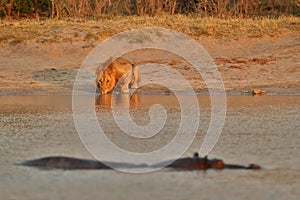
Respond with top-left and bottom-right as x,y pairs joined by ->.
0,95 -> 299,199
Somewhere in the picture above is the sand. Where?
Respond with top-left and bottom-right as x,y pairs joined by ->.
0,32 -> 299,95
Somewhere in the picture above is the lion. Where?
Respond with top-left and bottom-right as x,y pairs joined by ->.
95,57 -> 141,94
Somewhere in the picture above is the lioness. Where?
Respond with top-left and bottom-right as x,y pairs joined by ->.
95,57 -> 140,94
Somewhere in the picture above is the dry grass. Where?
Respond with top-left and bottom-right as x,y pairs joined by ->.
0,15 -> 299,44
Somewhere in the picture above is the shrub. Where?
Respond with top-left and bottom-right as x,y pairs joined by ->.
0,0 -> 299,19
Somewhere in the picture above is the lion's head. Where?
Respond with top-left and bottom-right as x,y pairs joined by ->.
95,68 -> 116,94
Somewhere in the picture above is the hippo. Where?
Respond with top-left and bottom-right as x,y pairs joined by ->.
20,156 -> 147,170
19,153 -> 261,170
156,153 -> 261,170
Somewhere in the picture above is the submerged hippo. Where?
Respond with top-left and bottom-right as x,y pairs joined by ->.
20,153 -> 261,170
20,156 -> 147,170
20,156 -> 110,170
156,153 -> 261,170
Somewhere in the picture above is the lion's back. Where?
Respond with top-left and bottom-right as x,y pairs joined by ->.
111,57 -> 133,77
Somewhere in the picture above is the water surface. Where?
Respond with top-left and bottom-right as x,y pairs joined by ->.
0,95 -> 299,200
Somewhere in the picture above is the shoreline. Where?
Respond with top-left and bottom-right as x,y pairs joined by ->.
1,89 -> 299,96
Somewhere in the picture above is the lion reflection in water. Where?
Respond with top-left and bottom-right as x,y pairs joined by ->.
95,93 -> 140,108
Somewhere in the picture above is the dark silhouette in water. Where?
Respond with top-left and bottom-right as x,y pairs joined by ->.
21,156 -> 110,170
156,153 -> 261,170
20,153 -> 261,170
21,156 -> 147,170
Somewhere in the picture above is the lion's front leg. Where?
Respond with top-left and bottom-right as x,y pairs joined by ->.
131,80 -> 138,89
120,83 -> 130,93
120,72 -> 131,93
131,64 -> 140,89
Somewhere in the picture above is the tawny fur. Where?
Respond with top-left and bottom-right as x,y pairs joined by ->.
95,57 -> 140,94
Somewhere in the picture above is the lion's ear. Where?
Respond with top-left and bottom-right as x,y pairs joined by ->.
110,65 -> 116,72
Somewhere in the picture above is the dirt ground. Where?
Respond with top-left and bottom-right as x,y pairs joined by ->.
0,31 -> 299,95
